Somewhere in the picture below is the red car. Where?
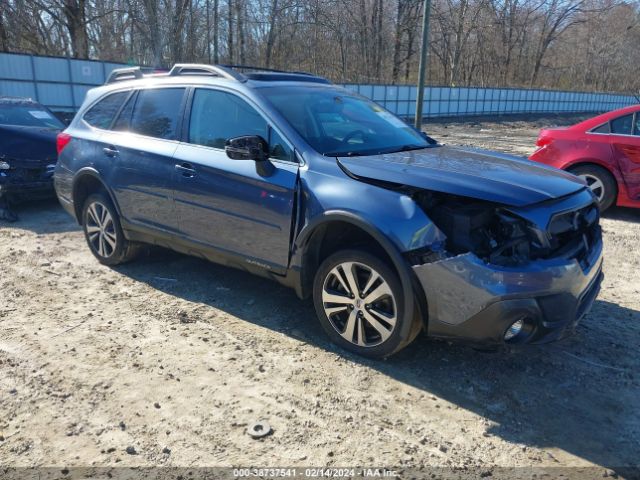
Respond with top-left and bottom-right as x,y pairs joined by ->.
530,105 -> 640,211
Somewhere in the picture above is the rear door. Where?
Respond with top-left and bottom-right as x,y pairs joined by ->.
99,87 -> 187,233
609,113 -> 640,201
172,87 -> 298,272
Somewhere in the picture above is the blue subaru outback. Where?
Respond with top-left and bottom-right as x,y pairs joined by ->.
54,64 -> 603,358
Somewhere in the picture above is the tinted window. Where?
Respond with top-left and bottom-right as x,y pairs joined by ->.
611,114 -> 633,135
591,123 -> 610,134
130,88 -> 185,140
259,86 -> 430,156
268,128 -> 293,161
112,92 -> 136,131
84,91 -> 129,129
188,89 -> 292,161
634,115 -> 640,136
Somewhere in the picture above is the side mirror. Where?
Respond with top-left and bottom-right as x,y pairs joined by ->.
225,135 -> 269,162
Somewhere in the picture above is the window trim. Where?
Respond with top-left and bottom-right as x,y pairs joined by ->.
183,86 -> 298,164
81,89 -> 133,131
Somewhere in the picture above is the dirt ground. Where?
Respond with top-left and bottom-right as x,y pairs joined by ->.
0,115 -> 639,478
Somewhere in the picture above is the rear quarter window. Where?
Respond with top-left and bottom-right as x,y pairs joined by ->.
83,91 -> 129,129
129,88 -> 186,140
591,123 -> 610,134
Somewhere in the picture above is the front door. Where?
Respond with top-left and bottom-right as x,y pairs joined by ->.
609,112 -> 640,201
172,88 -> 298,272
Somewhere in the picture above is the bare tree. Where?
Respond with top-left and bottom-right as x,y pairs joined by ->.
0,0 -> 636,93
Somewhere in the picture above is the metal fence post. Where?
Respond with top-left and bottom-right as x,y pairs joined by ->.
28,54 -> 39,102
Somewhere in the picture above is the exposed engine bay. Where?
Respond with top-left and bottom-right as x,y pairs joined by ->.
411,190 -> 600,268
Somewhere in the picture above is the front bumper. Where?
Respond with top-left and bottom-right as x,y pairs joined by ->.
412,236 -> 604,346
0,164 -> 56,198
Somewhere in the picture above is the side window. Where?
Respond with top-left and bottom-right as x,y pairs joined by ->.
129,88 -> 185,140
269,128 -> 293,161
591,123 -> 610,134
611,114 -> 633,135
189,89 -> 293,160
83,91 -> 129,129
634,114 -> 640,136
112,92 -> 137,131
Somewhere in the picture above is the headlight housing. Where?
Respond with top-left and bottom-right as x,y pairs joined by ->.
413,191 -> 535,266
0,160 -> 10,170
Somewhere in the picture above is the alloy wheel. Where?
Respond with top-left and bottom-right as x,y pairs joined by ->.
321,261 -> 397,347
85,201 -> 117,258
579,173 -> 605,202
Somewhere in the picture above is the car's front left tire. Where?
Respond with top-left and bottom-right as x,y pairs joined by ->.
312,249 -> 420,358
81,193 -> 141,265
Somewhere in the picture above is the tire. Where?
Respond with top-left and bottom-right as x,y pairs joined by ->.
81,193 -> 141,265
568,165 -> 617,212
312,249 -> 420,358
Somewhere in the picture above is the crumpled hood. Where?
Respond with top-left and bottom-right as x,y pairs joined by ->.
338,145 -> 586,207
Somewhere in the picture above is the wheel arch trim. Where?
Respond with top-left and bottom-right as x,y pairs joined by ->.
563,158 -> 620,179
71,167 -> 122,224
564,160 -> 621,205
294,210 -> 416,341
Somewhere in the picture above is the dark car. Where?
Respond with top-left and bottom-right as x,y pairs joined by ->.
54,64 -> 603,358
530,105 -> 640,211
0,96 -> 64,221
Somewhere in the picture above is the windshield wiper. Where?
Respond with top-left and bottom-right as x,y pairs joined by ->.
323,151 -> 365,157
324,143 -> 435,157
379,144 -> 433,154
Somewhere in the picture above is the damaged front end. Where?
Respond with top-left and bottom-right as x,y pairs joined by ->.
408,187 -> 603,346
0,156 -> 57,200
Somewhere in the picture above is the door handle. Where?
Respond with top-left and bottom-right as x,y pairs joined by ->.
103,146 -> 119,157
175,163 -> 197,178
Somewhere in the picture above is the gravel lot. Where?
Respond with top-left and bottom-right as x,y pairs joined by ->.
0,115 -> 638,478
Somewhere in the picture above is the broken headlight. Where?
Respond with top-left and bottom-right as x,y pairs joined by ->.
485,211 -> 532,266
414,191 -> 534,266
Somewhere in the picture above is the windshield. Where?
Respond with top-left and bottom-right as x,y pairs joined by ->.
0,103 -> 64,129
259,86 -> 432,156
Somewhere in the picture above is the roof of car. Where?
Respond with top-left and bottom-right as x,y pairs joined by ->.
80,65 -> 338,114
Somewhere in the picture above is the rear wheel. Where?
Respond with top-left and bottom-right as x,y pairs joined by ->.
82,193 -> 141,265
313,249 -> 420,358
568,164 -> 617,212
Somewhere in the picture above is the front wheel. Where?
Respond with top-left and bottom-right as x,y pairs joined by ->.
312,249 -> 420,358
81,193 -> 141,265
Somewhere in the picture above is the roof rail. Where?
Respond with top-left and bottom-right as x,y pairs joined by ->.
221,64 -> 329,84
168,63 -> 246,81
105,63 -> 328,85
221,64 -> 313,76
105,67 -> 144,84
